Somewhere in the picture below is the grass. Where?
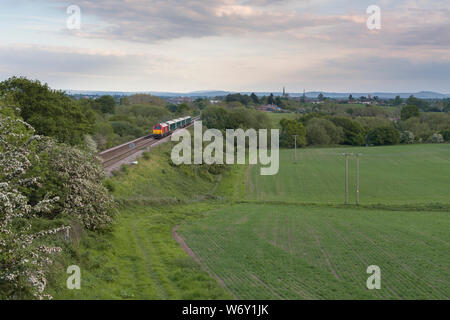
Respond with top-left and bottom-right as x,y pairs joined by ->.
176,143 -> 450,300
47,143 -> 232,299
47,142 -> 450,300
48,203 -> 233,299
247,144 -> 450,205
266,112 -> 298,129
179,204 -> 450,300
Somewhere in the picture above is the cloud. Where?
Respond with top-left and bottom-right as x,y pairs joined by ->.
0,45 -> 172,89
51,0 -> 361,42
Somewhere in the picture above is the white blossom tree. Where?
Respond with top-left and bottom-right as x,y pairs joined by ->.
0,106 -> 69,299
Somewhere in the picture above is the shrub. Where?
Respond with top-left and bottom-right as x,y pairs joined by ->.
120,164 -> 129,174
367,126 -> 401,146
0,77 -> 95,145
103,179 -> 116,192
327,117 -> 365,146
306,118 -> 344,145
400,131 -> 415,144
142,151 -> 151,160
34,139 -> 116,230
0,108 -> 69,299
440,130 -> 450,142
280,119 -> 306,148
401,105 -> 420,121
431,133 -> 444,144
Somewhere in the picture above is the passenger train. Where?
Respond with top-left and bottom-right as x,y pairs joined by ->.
152,116 -> 192,138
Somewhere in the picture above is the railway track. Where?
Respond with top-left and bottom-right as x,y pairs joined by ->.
98,116 -> 200,170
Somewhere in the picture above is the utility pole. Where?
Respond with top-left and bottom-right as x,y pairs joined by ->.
342,153 -> 353,205
356,153 -> 362,205
293,135 -> 297,163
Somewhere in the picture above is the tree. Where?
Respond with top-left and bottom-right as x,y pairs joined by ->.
176,102 -> 190,115
280,119 -> 306,148
393,95 -> 402,106
431,133 -> 444,143
366,126 -> 401,146
250,93 -> 260,105
95,95 -> 116,114
268,93 -> 275,105
327,117 -> 365,146
348,94 -> 354,101
0,106 -> 69,299
34,138 -> 115,230
306,118 -> 344,145
400,131 -> 415,144
406,95 -> 430,111
0,77 -> 94,145
120,94 -> 165,106
401,105 -> 420,121
193,98 -> 209,110
275,96 -> 284,108
318,93 -> 325,101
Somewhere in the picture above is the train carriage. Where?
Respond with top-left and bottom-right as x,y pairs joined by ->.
153,116 -> 194,138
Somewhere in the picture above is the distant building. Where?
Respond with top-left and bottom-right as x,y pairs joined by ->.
167,96 -> 192,105
257,104 -> 281,112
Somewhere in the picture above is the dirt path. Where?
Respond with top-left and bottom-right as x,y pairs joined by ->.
172,226 -> 238,299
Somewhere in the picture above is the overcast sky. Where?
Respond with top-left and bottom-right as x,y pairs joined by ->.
0,0 -> 449,93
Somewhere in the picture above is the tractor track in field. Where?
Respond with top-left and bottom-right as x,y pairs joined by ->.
130,220 -> 170,299
172,226 -> 237,300
245,164 -> 254,198
306,223 -> 341,281
322,220 -> 403,299
346,223 -> 448,299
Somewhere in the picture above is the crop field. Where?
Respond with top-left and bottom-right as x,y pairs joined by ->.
178,143 -> 450,299
178,204 -> 450,299
266,112 -> 298,128
247,144 -> 450,205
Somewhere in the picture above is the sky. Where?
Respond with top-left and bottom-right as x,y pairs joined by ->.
0,0 -> 449,93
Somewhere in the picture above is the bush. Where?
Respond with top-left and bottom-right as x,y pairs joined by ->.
431,133 -> 444,144
400,131 -> 415,144
0,77 -> 95,145
440,130 -> 450,142
33,139 -> 116,230
401,105 -> 420,121
142,151 -> 151,160
280,119 -> 306,148
0,108 -> 69,299
306,118 -> 343,145
103,179 -> 116,192
327,117 -> 365,146
367,126 -> 401,146
120,164 -> 129,174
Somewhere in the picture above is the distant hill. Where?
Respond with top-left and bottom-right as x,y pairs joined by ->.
65,89 -> 450,99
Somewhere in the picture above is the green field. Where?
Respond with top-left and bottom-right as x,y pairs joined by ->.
266,112 -> 298,128
49,143 -> 450,300
247,144 -> 450,205
178,144 -> 450,299
179,204 -> 449,299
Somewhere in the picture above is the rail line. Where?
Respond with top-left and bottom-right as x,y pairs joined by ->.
98,116 -> 200,169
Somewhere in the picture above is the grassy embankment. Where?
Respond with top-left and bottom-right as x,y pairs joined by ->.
47,142 -> 234,299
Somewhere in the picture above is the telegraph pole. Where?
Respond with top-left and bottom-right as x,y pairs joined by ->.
356,153 -> 362,205
293,135 -> 297,163
342,153 -> 353,205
